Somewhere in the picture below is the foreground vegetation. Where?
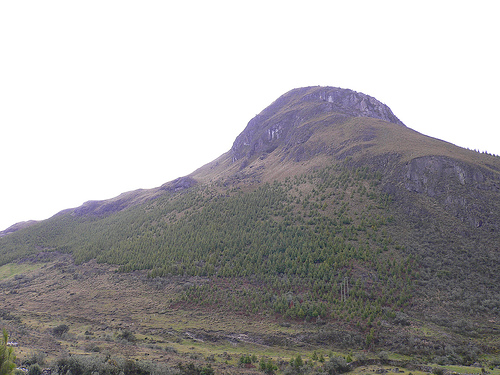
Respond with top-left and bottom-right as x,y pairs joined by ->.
5,338 -> 500,375
0,232 -> 498,374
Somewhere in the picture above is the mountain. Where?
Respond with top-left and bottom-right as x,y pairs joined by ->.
1,86 -> 499,370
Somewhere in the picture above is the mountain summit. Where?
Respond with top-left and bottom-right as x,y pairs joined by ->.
231,86 -> 404,164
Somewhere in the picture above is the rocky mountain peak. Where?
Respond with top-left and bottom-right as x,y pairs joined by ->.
300,86 -> 404,125
231,86 -> 404,164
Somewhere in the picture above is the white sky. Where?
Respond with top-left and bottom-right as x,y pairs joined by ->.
1,1 -> 499,231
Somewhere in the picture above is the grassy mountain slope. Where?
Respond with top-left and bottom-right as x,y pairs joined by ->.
1,86 -> 499,368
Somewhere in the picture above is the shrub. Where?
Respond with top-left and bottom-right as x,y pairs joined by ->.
84,343 -> 100,353
52,324 -> 69,337
239,354 -> 253,366
489,357 -> 500,368
323,356 -> 350,374
177,362 -> 213,375
356,352 -> 368,361
378,351 -> 389,361
23,351 -> 46,367
53,356 -> 84,375
27,364 -> 42,375
260,358 -> 278,374
293,355 -> 304,368
393,312 -> 411,326
52,354 -> 180,375
434,356 -> 449,366
117,329 -> 136,343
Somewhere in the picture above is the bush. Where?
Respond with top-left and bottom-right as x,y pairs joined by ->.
27,364 -> 42,375
52,354 -> 180,375
356,352 -> 368,361
323,356 -> 350,374
23,351 -> 46,367
378,351 -> 389,361
489,357 -> 500,368
177,362 -> 214,375
53,356 -> 84,375
239,354 -> 253,366
293,355 -> 303,368
434,356 -> 449,366
260,358 -> 278,374
84,343 -> 101,353
52,324 -> 69,337
393,312 -> 411,326
117,329 -> 136,343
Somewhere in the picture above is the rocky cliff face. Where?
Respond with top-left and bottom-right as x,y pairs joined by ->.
403,155 -> 500,230
306,87 -> 405,125
231,86 -> 404,164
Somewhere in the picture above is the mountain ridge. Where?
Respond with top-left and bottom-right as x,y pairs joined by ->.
2,86 -> 498,233
0,87 -> 402,233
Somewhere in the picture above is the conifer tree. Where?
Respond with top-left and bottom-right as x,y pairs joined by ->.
0,329 -> 16,375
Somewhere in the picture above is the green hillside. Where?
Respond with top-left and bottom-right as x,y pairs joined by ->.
1,86 -> 499,371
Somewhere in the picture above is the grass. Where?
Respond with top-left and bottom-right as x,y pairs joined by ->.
0,262 -> 42,280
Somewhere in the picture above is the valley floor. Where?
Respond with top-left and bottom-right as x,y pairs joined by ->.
1,252 -> 499,374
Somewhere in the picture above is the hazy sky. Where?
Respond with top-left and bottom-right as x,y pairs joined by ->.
1,1 -> 499,231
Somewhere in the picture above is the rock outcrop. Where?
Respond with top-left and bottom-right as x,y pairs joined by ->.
231,86 -> 404,164
0,220 -> 38,237
404,155 -> 500,230
160,176 -> 197,192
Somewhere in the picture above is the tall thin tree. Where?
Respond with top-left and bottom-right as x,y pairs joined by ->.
0,329 -> 16,375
